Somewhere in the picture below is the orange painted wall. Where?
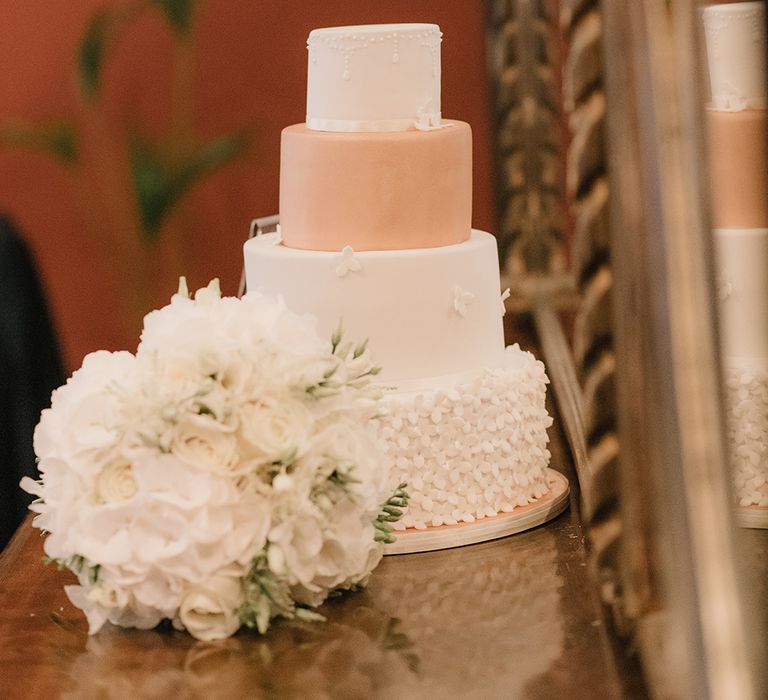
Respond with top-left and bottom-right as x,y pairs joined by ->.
0,1 -> 496,372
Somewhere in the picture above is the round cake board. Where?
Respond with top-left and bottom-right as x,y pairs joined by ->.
735,504 -> 768,529
384,468 -> 570,555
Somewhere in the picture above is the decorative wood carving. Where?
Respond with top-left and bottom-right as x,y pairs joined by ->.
487,0 -> 566,298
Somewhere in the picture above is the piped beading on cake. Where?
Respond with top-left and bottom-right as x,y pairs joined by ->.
379,345 -> 552,529
703,3 -> 766,112
306,23 -> 443,132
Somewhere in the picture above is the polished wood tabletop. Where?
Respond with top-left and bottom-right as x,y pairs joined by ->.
0,424 -> 646,700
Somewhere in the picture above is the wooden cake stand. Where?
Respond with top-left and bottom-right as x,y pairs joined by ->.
385,468 -> 570,555
735,504 -> 768,529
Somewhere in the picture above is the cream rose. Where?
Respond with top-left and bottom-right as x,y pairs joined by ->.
86,580 -> 130,610
238,396 -> 314,463
94,458 -> 138,503
267,515 -> 324,588
171,419 -> 241,475
298,421 -> 387,512
179,575 -> 244,641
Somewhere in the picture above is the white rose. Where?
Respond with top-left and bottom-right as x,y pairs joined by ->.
179,575 -> 244,641
86,580 -> 130,610
94,458 -> 138,503
139,293 -> 211,354
298,421 -> 387,513
171,417 -> 241,476
242,291 -> 326,355
238,396 -> 314,464
267,515 -> 323,588
65,584 -> 111,634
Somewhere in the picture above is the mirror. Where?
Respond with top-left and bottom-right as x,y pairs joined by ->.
488,1 -> 767,696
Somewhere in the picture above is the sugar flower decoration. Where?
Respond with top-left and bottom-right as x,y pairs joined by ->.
335,246 -> 362,278
452,284 -> 475,317
500,288 -> 511,316
415,98 -> 449,132
718,268 -> 733,303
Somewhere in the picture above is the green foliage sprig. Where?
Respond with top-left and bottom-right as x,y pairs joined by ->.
43,554 -> 100,585
240,551 -> 325,634
374,482 -> 409,544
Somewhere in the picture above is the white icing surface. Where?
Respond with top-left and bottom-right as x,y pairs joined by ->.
724,363 -> 768,507
715,229 -> 768,505
244,230 -> 507,382
703,2 -> 767,111
377,344 -> 552,529
306,24 -> 442,132
715,228 -> 768,362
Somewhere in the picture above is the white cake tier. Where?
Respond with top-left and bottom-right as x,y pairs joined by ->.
306,23 -> 442,132
723,363 -> 768,507
715,228 -> 768,362
379,344 -> 553,529
703,2 -> 766,111
243,230 -> 507,383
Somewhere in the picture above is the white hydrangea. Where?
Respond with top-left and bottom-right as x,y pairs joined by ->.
22,279 -> 392,641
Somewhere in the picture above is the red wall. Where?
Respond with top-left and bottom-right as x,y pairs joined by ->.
0,1 -> 496,372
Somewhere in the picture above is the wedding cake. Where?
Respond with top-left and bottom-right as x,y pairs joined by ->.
244,23 -> 560,542
704,3 -> 768,513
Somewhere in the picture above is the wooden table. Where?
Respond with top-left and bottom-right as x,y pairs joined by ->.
0,422 -> 646,699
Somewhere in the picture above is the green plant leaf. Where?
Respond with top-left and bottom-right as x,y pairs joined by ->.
78,9 -> 111,101
152,0 -> 197,35
0,120 -> 79,165
129,136 -> 171,239
129,132 -> 247,241
178,133 -> 247,185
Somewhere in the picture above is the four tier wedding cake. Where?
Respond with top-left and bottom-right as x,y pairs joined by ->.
244,23 -> 559,543
704,2 -> 768,513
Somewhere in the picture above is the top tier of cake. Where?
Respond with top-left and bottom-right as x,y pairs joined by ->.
703,2 -> 766,112
306,23 -> 443,132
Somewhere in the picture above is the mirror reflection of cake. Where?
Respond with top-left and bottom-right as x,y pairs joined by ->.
704,2 -> 768,509
243,24 -> 560,543
368,532 -> 565,698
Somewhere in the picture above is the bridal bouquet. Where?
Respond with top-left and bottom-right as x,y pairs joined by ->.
22,280 -> 406,641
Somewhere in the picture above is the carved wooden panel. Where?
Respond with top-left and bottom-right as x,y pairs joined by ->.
559,0 -> 622,633
489,0 -> 623,657
487,0 -> 566,303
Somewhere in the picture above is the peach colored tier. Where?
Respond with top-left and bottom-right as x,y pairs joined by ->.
707,109 -> 768,229
279,120 -> 472,251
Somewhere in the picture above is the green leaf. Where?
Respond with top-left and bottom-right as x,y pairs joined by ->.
374,483 -> 410,543
130,138 -> 169,239
152,0 -> 197,35
0,120 -> 79,165
178,134 -> 247,187
129,132 -> 247,241
78,9 -> 110,101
